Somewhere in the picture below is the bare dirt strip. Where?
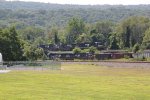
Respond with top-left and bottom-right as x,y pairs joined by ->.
62,61 -> 150,67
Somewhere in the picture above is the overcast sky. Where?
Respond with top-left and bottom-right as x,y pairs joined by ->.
9,0 -> 150,5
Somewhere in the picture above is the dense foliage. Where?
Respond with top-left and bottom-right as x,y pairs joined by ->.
1,1 -> 150,28
0,1 -> 150,61
0,27 -> 23,61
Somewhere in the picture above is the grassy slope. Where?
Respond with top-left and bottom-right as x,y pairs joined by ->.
0,64 -> 150,100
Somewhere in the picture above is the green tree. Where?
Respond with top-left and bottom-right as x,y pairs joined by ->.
19,26 -> 45,43
47,27 -> 60,44
125,26 -> 131,48
76,33 -> 91,44
117,16 -> 150,48
142,28 -> 150,49
0,27 -> 23,61
90,33 -> 105,45
94,21 -> 113,47
66,18 -> 85,44
132,43 -> 140,53
54,31 -> 59,44
109,33 -> 119,50
95,21 -> 112,37
23,43 -> 46,61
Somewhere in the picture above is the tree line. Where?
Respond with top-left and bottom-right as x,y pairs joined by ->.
0,16 -> 150,61
54,16 -> 150,51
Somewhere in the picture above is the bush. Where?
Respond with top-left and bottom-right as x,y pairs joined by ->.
81,49 -> 89,53
124,55 -> 130,59
73,47 -> 82,54
132,43 -> 140,53
89,46 -> 97,54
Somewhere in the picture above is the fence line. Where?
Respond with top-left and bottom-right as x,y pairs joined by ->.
0,61 -> 61,70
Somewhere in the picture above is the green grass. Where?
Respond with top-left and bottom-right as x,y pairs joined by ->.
0,64 -> 150,100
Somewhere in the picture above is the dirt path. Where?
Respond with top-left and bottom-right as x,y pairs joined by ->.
62,61 -> 150,67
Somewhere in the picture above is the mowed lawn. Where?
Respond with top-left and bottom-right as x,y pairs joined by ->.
0,64 -> 150,100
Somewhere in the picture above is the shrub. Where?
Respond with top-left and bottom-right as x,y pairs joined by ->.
124,55 -> 130,59
89,46 -> 97,54
132,43 -> 140,53
73,47 -> 82,54
81,49 -> 89,53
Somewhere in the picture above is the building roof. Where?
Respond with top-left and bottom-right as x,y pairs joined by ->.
48,51 -> 73,55
101,50 -> 129,53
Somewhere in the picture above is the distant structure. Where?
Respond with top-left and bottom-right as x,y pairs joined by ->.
0,53 -> 3,63
0,53 -> 3,69
132,50 -> 150,58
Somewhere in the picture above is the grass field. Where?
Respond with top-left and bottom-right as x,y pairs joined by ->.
0,63 -> 150,100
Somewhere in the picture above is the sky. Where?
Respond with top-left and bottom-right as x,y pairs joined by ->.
9,0 -> 150,5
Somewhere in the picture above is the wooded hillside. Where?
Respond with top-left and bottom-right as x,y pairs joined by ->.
1,1 -> 150,28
